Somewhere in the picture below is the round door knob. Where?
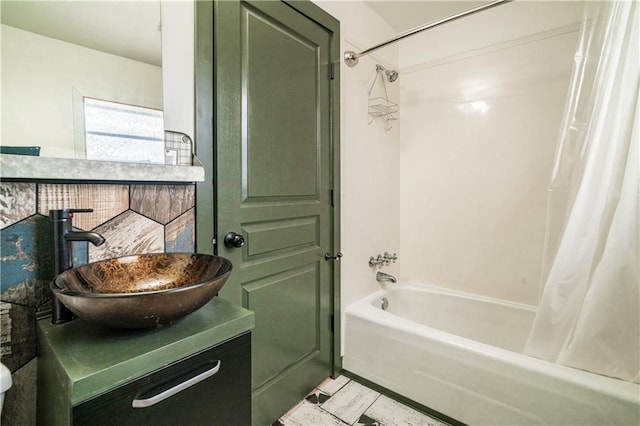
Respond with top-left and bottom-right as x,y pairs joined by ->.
223,232 -> 245,248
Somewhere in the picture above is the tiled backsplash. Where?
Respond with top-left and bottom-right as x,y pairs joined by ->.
0,181 -> 195,424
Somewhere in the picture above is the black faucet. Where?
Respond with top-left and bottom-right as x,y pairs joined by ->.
49,209 -> 106,324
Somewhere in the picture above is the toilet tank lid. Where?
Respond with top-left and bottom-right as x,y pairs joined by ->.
0,362 -> 11,392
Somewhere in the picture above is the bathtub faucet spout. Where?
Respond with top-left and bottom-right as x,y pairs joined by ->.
376,271 -> 396,284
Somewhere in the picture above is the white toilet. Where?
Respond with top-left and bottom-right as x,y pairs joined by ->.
0,362 -> 11,414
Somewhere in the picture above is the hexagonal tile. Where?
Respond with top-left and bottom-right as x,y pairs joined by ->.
0,182 -> 36,230
37,184 -> 129,230
165,208 -> 195,252
0,215 -> 53,307
89,210 -> 164,262
130,184 -> 195,225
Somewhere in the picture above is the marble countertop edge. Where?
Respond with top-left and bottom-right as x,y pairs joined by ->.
0,154 -> 205,183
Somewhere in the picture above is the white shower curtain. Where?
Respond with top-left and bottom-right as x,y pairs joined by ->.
524,1 -> 639,383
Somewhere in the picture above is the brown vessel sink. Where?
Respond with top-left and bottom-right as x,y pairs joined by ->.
51,253 -> 232,329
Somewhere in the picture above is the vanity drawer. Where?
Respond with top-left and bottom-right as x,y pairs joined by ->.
72,332 -> 250,426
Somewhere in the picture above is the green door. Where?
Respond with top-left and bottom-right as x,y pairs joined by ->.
213,1 -> 339,424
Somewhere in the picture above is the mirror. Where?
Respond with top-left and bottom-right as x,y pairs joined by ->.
0,1 -> 163,160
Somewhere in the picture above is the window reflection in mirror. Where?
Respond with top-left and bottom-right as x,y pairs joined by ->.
84,98 -> 164,164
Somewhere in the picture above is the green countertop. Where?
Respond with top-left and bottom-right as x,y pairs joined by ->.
37,297 -> 254,405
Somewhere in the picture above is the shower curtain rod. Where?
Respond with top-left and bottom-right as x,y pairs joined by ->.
344,0 -> 513,67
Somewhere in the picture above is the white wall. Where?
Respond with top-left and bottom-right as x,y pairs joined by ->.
1,24 -> 163,159
398,3 -> 584,305
340,44 -> 401,306
316,0 -> 584,307
312,1 -> 401,327
399,31 -> 578,305
161,0 -> 194,140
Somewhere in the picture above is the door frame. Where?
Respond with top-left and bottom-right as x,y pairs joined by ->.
194,0 -> 342,376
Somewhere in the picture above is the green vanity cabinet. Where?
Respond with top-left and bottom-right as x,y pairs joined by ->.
37,298 -> 254,426
73,333 -> 250,425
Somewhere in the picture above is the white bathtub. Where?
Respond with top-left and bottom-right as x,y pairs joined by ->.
344,283 -> 640,425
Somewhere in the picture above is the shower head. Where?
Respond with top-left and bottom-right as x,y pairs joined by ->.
376,64 -> 399,83
385,69 -> 399,82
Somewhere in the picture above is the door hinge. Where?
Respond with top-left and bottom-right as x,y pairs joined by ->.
329,63 -> 335,80
330,189 -> 334,207
330,314 -> 335,333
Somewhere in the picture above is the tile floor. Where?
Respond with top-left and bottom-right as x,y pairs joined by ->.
274,376 -> 449,426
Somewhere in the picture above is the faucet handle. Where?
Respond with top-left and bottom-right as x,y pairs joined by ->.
68,208 -> 93,218
49,208 -> 94,221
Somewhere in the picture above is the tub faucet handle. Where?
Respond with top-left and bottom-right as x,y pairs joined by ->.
374,254 -> 384,266
381,252 -> 397,266
369,253 -> 391,268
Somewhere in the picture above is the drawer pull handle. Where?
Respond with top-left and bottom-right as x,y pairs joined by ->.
132,360 -> 221,408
